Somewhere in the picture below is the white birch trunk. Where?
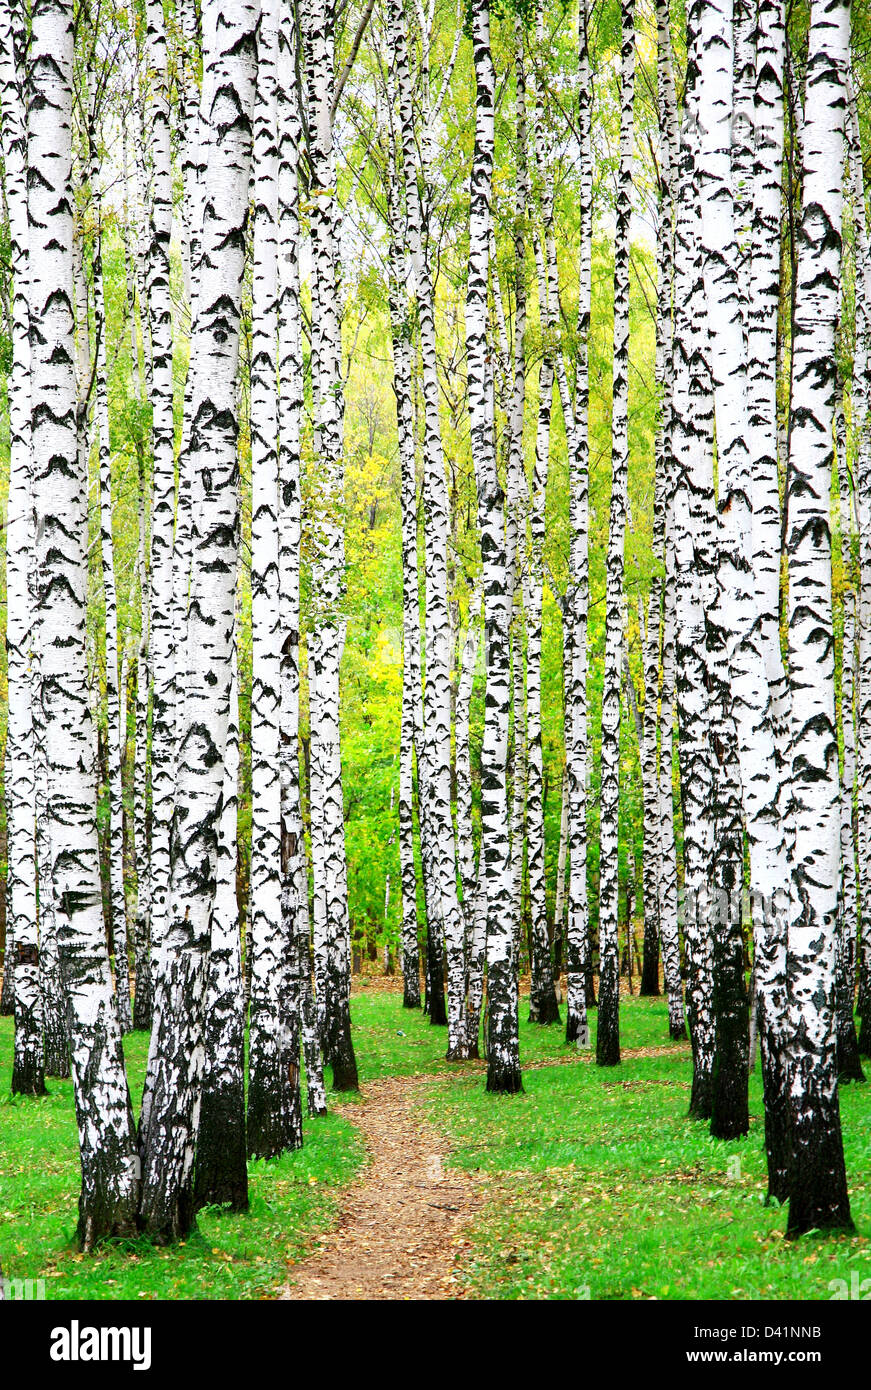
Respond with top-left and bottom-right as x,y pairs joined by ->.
144,0 -> 176,975
2,0 -> 43,1095
301,0 -> 358,1089
597,0 -> 635,1067
138,0 -> 260,1240
467,0 -> 521,1092
29,0 -> 139,1248
388,0 -> 468,1058
193,609 -> 249,1211
564,0 -> 594,1043
278,0 -> 326,1122
784,0 -> 853,1235
247,0 -> 300,1157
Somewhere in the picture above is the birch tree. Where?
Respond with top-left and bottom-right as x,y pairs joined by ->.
385,110 -> 423,1013
28,0 -> 139,1248
525,15 -> 560,1027
2,0 -> 43,1097
564,0 -> 594,1044
784,0 -> 853,1236
467,0 -> 521,1092
193,613 -> 249,1212
388,0 -> 469,1058
144,0 -> 176,974
247,0 -> 298,1158
597,0 -> 636,1068
278,0 -> 326,1122
138,0 -> 260,1240
302,0 -> 359,1090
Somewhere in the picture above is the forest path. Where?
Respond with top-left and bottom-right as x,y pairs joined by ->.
279,1073 -> 482,1300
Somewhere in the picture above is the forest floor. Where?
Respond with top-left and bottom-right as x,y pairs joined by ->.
2,980 -> 871,1299
280,1074 -> 482,1299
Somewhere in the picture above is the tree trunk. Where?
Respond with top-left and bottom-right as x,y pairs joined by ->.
388,0 -> 468,1059
278,0 -> 325,1123
1,0 -> 44,1097
467,0 -> 521,1094
194,618 -> 249,1212
302,0 -> 358,1091
138,0 -> 260,1242
597,0 -> 635,1069
784,0 -> 853,1237
144,0 -> 177,987
247,0 -> 300,1159
384,95 -> 423,1014
29,0 -> 139,1249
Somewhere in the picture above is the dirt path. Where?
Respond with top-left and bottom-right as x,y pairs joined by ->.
280,1075 -> 481,1301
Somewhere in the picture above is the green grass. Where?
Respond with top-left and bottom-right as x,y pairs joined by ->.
421,996 -> 871,1300
0,1022 -> 365,1299
3,986 -> 869,1300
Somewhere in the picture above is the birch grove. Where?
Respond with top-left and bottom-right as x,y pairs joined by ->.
0,0 -> 869,1254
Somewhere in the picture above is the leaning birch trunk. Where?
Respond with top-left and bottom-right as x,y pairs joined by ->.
565,0 -> 594,1041
388,0 -> 468,1058
28,0 -> 139,1248
301,0 -> 358,1090
193,618 -> 249,1212
467,0 -> 521,1093
247,0 -> 299,1158
597,0 -> 635,1068
138,0 -> 259,1241
1,0 -> 43,1096
784,0 -> 853,1236
277,0 -> 325,1123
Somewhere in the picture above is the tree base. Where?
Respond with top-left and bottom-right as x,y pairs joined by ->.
710,1111 -> 749,1141
529,987 -> 561,1025
837,1023 -> 866,1084
11,1063 -> 47,1097
785,1079 -> 853,1238
688,1068 -> 713,1121
246,1082 -> 302,1161
485,1061 -> 523,1093
565,1010 -> 588,1045
329,1008 -> 359,1092
669,1021 -> 688,1041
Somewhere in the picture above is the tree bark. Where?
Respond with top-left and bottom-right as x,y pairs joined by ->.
29,0 -> 139,1249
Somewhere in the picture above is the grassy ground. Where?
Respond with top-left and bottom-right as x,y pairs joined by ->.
424,996 -> 871,1300
2,985 -> 869,1299
0,1023 -> 364,1299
